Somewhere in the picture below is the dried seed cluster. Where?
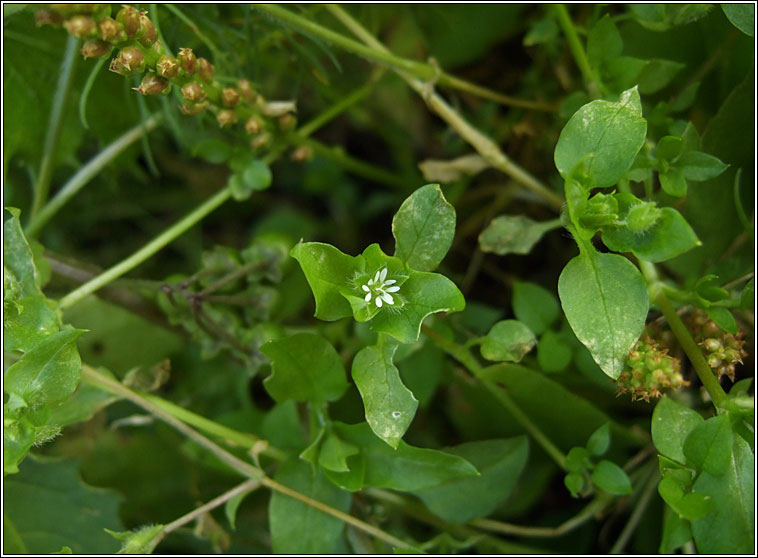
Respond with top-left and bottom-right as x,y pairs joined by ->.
617,335 -> 689,402
687,309 -> 748,382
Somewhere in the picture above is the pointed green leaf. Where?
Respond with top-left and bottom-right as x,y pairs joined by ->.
659,505 -> 693,553
558,251 -> 649,379
480,320 -> 536,363
512,281 -> 560,335
706,306 -> 738,334
587,14 -> 622,70
4,296 -> 60,353
3,416 -> 36,475
678,151 -> 729,181
318,432 -> 359,473
225,487 -> 254,531
478,214 -> 557,256
261,333 -> 348,404
682,414 -> 733,475
587,423 -> 611,456
652,396 -> 705,464
352,341 -> 418,449
269,458 -> 351,554
554,87 -> 647,188
537,329 -> 573,373
392,184 -> 456,272
722,4 -> 754,36
414,437 -> 528,523
5,329 -> 84,406
658,473 -> 713,521
659,167 -> 688,197
591,460 -> 632,494
290,242 -> 362,321
638,59 -> 685,94
4,207 -> 43,298
3,456 -> 123,553
332,422 -> 478,491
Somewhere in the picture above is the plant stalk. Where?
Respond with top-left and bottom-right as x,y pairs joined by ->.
554,4 -> 604,98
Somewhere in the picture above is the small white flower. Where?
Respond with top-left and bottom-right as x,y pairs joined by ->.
361,267 -> 401,308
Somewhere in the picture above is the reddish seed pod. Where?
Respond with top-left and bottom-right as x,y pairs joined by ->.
64,14 -> 97,38
237,79 -> 255,102
97,17 -> 126,44
156,56 -> 179,79
116,5 -> 140,38
134,73 -> 170,95
181,82 -> 206,103
217,109 -> 238,128
177,48 -> 197,75
110,45 -> 145,76
138,12 -> 156,46
221,88 -> 240,108
81,39 -> 111,59
197,57 -> 214,82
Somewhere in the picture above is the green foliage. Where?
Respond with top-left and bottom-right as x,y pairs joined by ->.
480,320 -> 536,363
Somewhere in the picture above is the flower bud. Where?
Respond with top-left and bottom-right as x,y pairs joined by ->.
217,109 -> 238,128
245,116 -> 264,135
181,82 -> 206,103
81,39 -> 111,59
627,202 -> 662,232
116,5 -> 140,38
707,354 -> 722,369
138,12 -> 156,46
237,79 -> 255,102
278,113 -> 296,131
702,338 -> 722,352
197,57 -> 214,82
177,48 -> 197,75
64,14 -> 96,39
180,100 -> 208,115
220,88 -> 240,108
291,145 -> 313,163
251,132 -> 271,151
134,73 -> 170,95
35,8 -> 65,26
156,56 -> 179,79
97,17 -> 126,44
110,46 -> 145,76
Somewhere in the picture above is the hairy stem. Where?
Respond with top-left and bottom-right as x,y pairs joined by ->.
420,325 -> 568,470
26,114 -> 163,238
30,34 -> 79,219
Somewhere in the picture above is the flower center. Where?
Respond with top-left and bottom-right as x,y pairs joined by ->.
361,267 -> 401,308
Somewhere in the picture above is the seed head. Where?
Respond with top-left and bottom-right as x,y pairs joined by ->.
178,48 -> 197,75
64,14 -> 96,39
97,17 -> 126,44
156,56 -> 179,79
116,5 -> 140,38
237,79 -> 255,102
245,116 -> 264,135
81,39 -> 111,59
138,12 -> 156,46
197,57 -> 214,82
217,109 -> 238,128
110,46 -> 145,76
180,100 -> 209,115
221,88 -> 240,108
134,74 -> 170,96
181,82 -> 206,103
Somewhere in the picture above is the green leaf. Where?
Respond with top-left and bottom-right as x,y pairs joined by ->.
565,446 -> 592,473
740,278 -> 754,310
269,458 -> 351,554
478,214 -> 556,256
3,416 -> 35,475
677,151 -> 729,181
706,306 -> 738,334
722,4 -> 754,36
318,432 -> 359,473
638,59 -> 685,94
3,456 -> 123,553
586,423 -> 611,456
225,487 -> 254,530
352,340 -> 418,449
537,329 -> 573,373
397,342 -> 446,406
682,414 -> 733,475
392,183 -> 456,272
651,396 -> 704,464
290,242 -> 361,321
5,329 -> 84,407
564,472 -> 585,497
4,207 -> 44,298
691,436 -> 754,553
414,437 -> 528,523
554,87 -> 647,189
4,296 -> 60,353
557,251 -> 649,379
658,473 -> 713,521
332,422 -> 478,492
587,15 -> 622,70
512,281 -> 559,335
601,194 -> 700,262
261,333 -> 348,404
591,460 -> 632,494
656,136 -> 684,161
369,269 -> 465,344
191,138 -> 232,164
480,320 -> 536,363
659,505 -> 693,553
659,167 -> 688,197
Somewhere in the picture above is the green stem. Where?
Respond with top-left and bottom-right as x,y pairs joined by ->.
162,3 -> 222,62
639,261 -> 729,409
256,3 -> 555,112
79,55 -> 109,129
26,115 -> 163,238
554,4 -> 604,99
30,34 -> 79,219
609,465 -> 659,554
57,185 -> 231,311
420,325 -> 568,470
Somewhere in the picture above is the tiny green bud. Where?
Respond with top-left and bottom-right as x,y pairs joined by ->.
217,109 -> 238,128
221,87 -> 240,108
64,14 -> 96,39
702,338 -> 722,352
197,57 -> 214,82
177,48 -> 197,75
250,132 -> 271,151
81,39 -> 111,59
110,46 -> 145,76
138,12 -> 156,46
156,56 -> 179,79
181,82 -> 206,103
627,202 -> 662,233
180,100 -> 209,115
116,5 -> 140,38
134,73 -> 170,96
97,17 -> 126,44
237,79 -> 255,102
707,354 -> 722,369
245,116 -> 263,135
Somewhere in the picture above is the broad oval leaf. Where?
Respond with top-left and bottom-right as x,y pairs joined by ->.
682,414 -> 733,476
4,207 -> 44,298
591,459 -> 632,495
558,251 -> 649,379
554,87 -> 647,188
261,333 -> 348,404
512,281 -> 560,335
480,320 -> 536,363
392,183 -> 455,272
352,341 -> 418,449
651,396 -> 704,464
478,214 -> 557,256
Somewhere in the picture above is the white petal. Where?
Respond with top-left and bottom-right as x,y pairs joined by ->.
373,270 -> 382,283
385,286 -> 400,293
365,293 -> 372,302
381,293 -> 394,305
379,268 -> 388,282
384,279 -> 396,285
375,297 -> 383,307
362,284 -> 370,292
